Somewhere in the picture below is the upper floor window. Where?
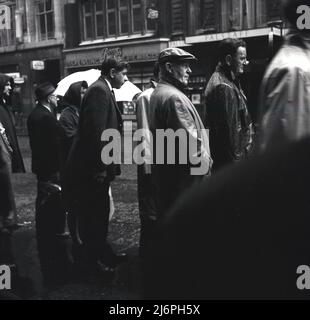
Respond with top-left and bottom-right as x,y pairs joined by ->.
81,0 -> 158,41
221,0 -> 272,31
0,1 -> 16,47
35,0 -> 54,40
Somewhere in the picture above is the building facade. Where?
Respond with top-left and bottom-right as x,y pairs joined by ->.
0,0 -> 66,119
168,0 -> 284,122
0,0 -> 283,125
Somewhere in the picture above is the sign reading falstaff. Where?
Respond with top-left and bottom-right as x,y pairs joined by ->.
0,5 -> 11,30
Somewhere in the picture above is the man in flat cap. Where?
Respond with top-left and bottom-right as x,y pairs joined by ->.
27,82 -> 70,286
205,38 -> 254,172
149,47 -> 212,223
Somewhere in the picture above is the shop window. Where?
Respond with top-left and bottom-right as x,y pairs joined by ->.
35,0 -> 54,40
81,0 -> 157,41
0,1 -> 16,47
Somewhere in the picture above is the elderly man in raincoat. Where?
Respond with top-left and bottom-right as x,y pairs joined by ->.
259,0 -> 310,151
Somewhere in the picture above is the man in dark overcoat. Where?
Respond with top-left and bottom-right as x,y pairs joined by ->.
27,82 -> 70,285
0,74 -> 25,173
64,51 -> 128,273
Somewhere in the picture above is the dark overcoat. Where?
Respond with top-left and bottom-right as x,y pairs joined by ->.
27,104 -> 63,181
0,74 -> 25,173
64,76 -> 123,197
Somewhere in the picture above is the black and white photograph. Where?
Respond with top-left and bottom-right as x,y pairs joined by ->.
1,0 -> 310,304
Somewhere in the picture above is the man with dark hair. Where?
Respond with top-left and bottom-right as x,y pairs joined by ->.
0,74 -> 25,173
27,82 -> 70,286
258,0 -> 310,151
65,50 -> 128,274
205,38 -> 254,172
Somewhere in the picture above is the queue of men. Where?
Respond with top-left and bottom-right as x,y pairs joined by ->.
1,0 -> 310,299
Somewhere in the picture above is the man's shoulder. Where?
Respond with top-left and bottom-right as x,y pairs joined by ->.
265,45 -> 310,79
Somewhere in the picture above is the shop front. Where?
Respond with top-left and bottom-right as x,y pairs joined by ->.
0,45 -> 63,118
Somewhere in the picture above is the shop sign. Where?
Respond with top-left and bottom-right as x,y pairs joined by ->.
31,61 -> 45,70
66,47 -> 122,68
6,72 -> 24,84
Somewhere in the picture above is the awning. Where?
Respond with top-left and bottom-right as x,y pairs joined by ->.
185,27 -> 288,45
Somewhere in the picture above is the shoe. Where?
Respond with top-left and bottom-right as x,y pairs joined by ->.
105,253 -> 128,268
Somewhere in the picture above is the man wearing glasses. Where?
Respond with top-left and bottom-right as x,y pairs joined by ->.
27,82 -> 71,286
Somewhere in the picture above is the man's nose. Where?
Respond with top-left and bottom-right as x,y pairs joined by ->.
187,67 -> 192,74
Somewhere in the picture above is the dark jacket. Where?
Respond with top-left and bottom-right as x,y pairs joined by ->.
59,81 -> 84,168
0,144 -> 17,231
146,137 -> 310,299
259,31 -> 310,151
27,104 -> 64,181
64,76 -> 123,195
0,74 -> 25,173
205,64 -> 254,172
149,75 -> 212,217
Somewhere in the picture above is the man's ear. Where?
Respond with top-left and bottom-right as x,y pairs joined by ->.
110,68 -> 116,79
165,62 -> 173,73
225,55 -> 232,66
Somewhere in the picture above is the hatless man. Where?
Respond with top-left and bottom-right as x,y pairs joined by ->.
0,74 -> 25,173
64,50 -> 128,274
205,38 -> 254,172
149,48 -> 212,219
27,82 -> 69,285
259,0 -> 310,151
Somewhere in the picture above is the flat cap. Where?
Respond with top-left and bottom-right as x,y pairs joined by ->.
35,82 -> 56,101
158,48 -> 197,63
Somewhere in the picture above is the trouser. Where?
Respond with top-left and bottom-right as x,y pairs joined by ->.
35,181 -> 70,283
75,181 -> 114,264
0,228 -> 15,266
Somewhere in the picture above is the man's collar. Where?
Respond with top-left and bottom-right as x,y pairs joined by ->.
103,77 -> 113,91
40,103 -> 52,113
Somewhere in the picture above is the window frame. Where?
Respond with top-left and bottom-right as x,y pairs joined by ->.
35,0 -> 55,41
0,0 -> 16,47
80,0 -> 156,42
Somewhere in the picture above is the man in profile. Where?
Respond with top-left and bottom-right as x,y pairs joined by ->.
205,38 -> 254,172
65,50 -> 128,275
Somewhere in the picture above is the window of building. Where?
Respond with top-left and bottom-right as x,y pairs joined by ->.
0,0 -> 16,47
35,0 -> 54,40
221,0 -> 269,31
80,0 -> 158,41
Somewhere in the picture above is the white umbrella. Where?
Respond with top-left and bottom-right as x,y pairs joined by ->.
54,68 -> 141,102
114,80 -> 141,102
54,69 -> 101,96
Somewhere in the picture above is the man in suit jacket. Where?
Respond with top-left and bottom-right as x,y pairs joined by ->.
65,51 -> 128,274
27,83 -> 70,286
